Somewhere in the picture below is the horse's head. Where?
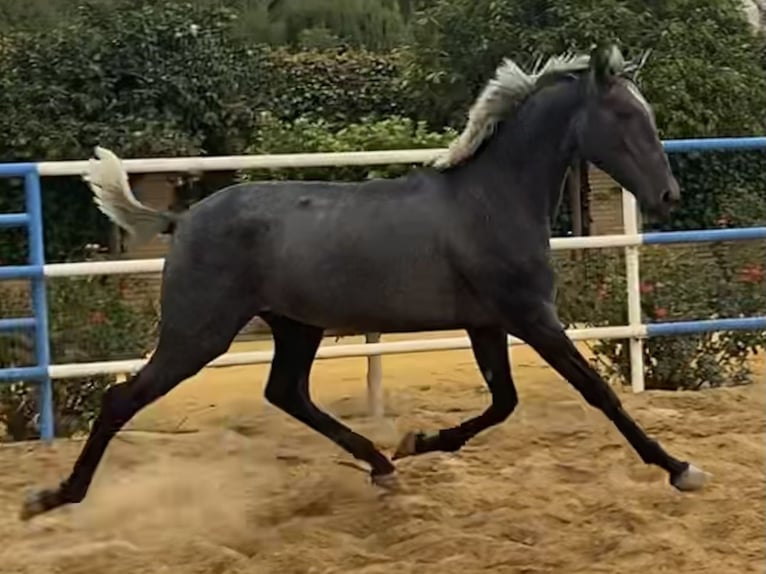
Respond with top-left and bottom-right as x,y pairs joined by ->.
575,44 -> 679,218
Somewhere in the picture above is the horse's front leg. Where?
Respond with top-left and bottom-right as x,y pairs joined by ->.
501,299 -> 708,492
393,326 -> 518,459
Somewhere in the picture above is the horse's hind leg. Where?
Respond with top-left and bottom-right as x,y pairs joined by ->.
393,326 -> 518,459
263,315 -> 397,485
20,284 -> 256,520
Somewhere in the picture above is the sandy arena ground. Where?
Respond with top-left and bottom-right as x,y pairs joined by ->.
1,333 -> 764,574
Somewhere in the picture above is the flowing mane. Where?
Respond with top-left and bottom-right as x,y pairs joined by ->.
432,52 -> 594,169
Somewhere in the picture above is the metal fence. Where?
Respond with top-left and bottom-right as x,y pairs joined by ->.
1,136 -> 765,440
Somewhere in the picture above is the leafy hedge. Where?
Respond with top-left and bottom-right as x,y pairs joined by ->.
404,0 -> 766,136
260,48 -> 411,124
555,242 -> 765,391
0,1 -> 265,265
243,113 -> 455,181
651,150 -> 766,232
0,2 -> 261,162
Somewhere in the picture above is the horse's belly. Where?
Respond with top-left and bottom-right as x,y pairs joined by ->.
266,264 -> 493,331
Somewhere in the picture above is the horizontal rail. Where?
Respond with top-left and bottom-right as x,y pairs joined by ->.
0,162 -> 37,177
662,136 -> 766,152
41,226 -> 765,278
0,317 -> 36,332
0,213 -> 30,228
647,316 -> 766,336
47,325 -> 644,379
37,149 -> 442,177
44,235 -> 646,277
28,137 -> 766,177
642,227 -> 766,244
44,315 -> 766,380
0,365 -> 48,382
45,259 -> 164,276
0,265 -> 43,280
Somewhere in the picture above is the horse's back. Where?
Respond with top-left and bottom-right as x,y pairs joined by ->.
163,175 -> 494,331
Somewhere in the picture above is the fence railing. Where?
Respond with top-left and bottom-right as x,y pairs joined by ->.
0,163 -> 53,439
1,136 -> 765,440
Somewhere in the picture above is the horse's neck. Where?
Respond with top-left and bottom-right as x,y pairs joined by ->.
459,81 -> 583,227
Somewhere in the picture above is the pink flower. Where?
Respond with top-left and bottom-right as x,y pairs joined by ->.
738,264 -> 764,284
88,311 -> 107,325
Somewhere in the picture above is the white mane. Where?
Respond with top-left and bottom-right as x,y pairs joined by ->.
432,52 -> 593,169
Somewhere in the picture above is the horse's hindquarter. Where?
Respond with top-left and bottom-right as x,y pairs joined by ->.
248,179 -> 492,331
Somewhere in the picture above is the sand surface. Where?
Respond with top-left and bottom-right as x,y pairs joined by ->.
1,334 -> 764,574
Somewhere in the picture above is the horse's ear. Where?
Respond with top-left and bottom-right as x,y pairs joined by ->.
590,43 -> 624,86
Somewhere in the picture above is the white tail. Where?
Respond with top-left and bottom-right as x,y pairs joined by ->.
82,146 -> 175,245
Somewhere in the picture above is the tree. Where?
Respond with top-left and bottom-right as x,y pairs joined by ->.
404,0 -> 766,137
0,1 -> 269,265
0,1 -> 264,161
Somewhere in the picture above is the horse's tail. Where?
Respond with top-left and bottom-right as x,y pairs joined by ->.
82,146 -> 179,245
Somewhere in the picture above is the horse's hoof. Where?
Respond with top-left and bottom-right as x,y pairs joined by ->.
371,471 -> 401,491
392,431 -> 419,460
19,488 -> 61,521
670,463 -> 709,492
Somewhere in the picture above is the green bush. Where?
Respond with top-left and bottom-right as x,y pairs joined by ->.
242,113 -> 456,182
404,0 -> 765,135
652,150 -> 766,232
555,242 -> 765,390
0,176 -> 113,267
0,1 -> 262,162
0,0 -> 267,266
556,152 -> 766,391
260,48 -> 412,125
0,275 -> 157,441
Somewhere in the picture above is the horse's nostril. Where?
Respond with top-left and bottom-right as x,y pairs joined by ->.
661,190 -> 674,204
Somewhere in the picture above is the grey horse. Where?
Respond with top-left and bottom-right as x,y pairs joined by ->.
21,43 -> 707,521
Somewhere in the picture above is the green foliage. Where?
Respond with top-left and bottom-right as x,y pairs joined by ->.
651,151 -> 766,231
555,242 -> 765,390
242,113 -> 456,181
639,1 -> 765,138
0,276 -> 157,441
555,146 -> 766,390
0,177 -> 112,266
0,1 -> 263,161
0,0 -> 266,265
266,0 -> 408,51
405,0 -> 766,136
184,0 -> 409,50
261,48 -> 411,124
0,0 -> 75,33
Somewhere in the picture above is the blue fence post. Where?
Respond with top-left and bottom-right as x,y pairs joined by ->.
0,163 -> 53,440
24,170 -> 54,441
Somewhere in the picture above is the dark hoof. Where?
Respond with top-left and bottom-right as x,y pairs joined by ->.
670,462 -> 709,492
392,431 -> 420,460
19,488 -> 65,521
371,471 -> 402,491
